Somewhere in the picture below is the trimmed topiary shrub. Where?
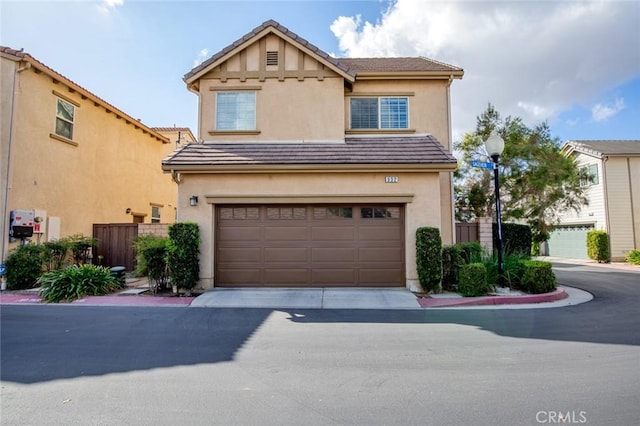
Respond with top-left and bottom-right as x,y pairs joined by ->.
520,260 -> 556,294
626,249 -> 640,266
458,242 -> 484,263
494,223 -> 532,256
587,230 -> 610,263
143,240 -> 170,294
133,234 -> 168,277
457,263 -> 492,296
5,244 -> 50,290
38,264 -> 119,303
167,222 -> 200,292
416,227 -> 442,293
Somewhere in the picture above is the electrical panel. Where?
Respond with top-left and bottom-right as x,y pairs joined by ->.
10,209 -> 35,238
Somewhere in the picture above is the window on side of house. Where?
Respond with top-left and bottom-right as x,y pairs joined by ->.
55,98 -> 75,139
151,206 -> 161,223
215,92 -> 256,131
350,97 -> 408,130
580,164 -> 599,187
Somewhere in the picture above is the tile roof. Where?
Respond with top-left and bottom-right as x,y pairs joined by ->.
152,127 -> 193,133
338,57 -> 463,74
1,46 -> 169,144
565,140 -> 640,156
162,135 -> 457,170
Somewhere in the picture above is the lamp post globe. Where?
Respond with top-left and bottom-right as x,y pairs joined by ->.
485,131 -> 506,290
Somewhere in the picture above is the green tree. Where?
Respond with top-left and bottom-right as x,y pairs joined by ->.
455,103 -> 588,243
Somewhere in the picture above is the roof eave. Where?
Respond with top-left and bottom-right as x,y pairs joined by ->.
354,70 -> 464,81
162,162 -> 457,173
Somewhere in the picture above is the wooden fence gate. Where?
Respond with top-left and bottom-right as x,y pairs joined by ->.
455,222 -> 479,244
93,223 -> 138,271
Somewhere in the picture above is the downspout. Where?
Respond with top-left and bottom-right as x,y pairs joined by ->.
601,155 -> 611,249
2,60 -> 28,263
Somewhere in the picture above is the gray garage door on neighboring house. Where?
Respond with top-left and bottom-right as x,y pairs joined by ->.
547,224 -> 594,259
215,205 -> 404,287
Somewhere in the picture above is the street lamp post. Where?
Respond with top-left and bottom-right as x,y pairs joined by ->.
485,131 -> 506,289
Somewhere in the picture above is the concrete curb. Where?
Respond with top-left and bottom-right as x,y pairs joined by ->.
418,288 -> 567,308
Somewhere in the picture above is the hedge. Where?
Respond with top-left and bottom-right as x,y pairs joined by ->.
493,223 -> 532,256
416,227 -> 442,293
457,263 -> 492,296
587,230 -> 609,263
520,260 -> 556,294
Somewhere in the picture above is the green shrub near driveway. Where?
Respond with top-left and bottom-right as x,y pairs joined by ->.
416,227 -> 442,293
587,230 -> 610,263
38,264 -> 120,303
626,249 -> 640,265
520,260 -> 556,294
167,222 -> 200,292
5,244 -> 50,290
133,234 -> 168,277
457,263 -> 492,297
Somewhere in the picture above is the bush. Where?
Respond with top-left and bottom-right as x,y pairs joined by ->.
64,234 -> 97,265
441,245 -> 463,291
626,249 -> 640,266
494,223 -> 532,256
520,260 -> 556,294
5,244 -> 50,290
38,265 -> 119,303
457,263 -> 492,296
459,242 -> 484,263
416,227 -> 442,293
143,241 -> 170,294
43,239 -> 71,271
587,230 -> 610,263
167,223 -> 200,291
132,234 -> 168,277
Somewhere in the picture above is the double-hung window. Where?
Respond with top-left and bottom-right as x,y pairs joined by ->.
580,164 -> 599,187
350,97 -> 409,130
55,98 -> 75,139
215,92 -> 256,131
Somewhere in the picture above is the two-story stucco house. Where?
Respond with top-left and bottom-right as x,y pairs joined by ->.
547,140 -> 640,261
162,20 -> 463,291
1,46 -> 180,266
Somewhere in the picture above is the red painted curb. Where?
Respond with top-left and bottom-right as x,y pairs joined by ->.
418,288 -> 568,308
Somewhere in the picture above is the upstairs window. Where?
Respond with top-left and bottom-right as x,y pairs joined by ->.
580,164 -> 599,187
216,92 -> 256,131
151,206 -> 161,223
350,97 -> 408,130
55,98 -> 75,139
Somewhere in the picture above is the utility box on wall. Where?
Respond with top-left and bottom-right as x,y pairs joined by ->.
9,210 -> 35,239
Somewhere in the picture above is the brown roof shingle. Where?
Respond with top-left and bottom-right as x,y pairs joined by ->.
338,57 -> 462,74
162,135 -> 456,170
565,140 -> 640,157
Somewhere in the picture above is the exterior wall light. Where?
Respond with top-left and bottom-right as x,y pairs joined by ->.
189,195 -> 199,206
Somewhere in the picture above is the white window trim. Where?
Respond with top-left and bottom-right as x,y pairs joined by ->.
55,98 -> 75,140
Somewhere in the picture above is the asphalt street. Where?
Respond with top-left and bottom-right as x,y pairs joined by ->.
1,263 -> 639,425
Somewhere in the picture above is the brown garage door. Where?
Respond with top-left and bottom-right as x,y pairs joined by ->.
216,205 -> 404,287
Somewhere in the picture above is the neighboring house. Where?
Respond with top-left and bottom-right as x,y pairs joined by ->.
548,140 -> 640,261
0,46 -> 180,266
162,20 -> 463,290
152,126 -> 198,150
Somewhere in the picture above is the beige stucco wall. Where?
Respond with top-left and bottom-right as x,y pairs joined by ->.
2,61 -> 177,259
176,170 -> 443,290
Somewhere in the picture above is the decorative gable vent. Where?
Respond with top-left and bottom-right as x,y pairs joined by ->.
266,51 -> 279,66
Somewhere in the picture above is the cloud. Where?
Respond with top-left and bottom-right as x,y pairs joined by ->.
97,0 -> 124,14
592,98 -> 625,122
331,0 -> 640,140
193,48 -> 210,68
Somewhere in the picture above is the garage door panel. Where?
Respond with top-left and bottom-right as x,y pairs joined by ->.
359,247 -> 403,262
311,227 -> 355,240
264,269 -> 309,284
265,227 -> 308,241
217,269 -> 261,285
312,248 -> 356,262
217,248 -> 261,263
219,227 -> 262,241
264,248 -> 309,262
359,226 -> 402,241
359,269 -> 403,285
312,269 -> 356,284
